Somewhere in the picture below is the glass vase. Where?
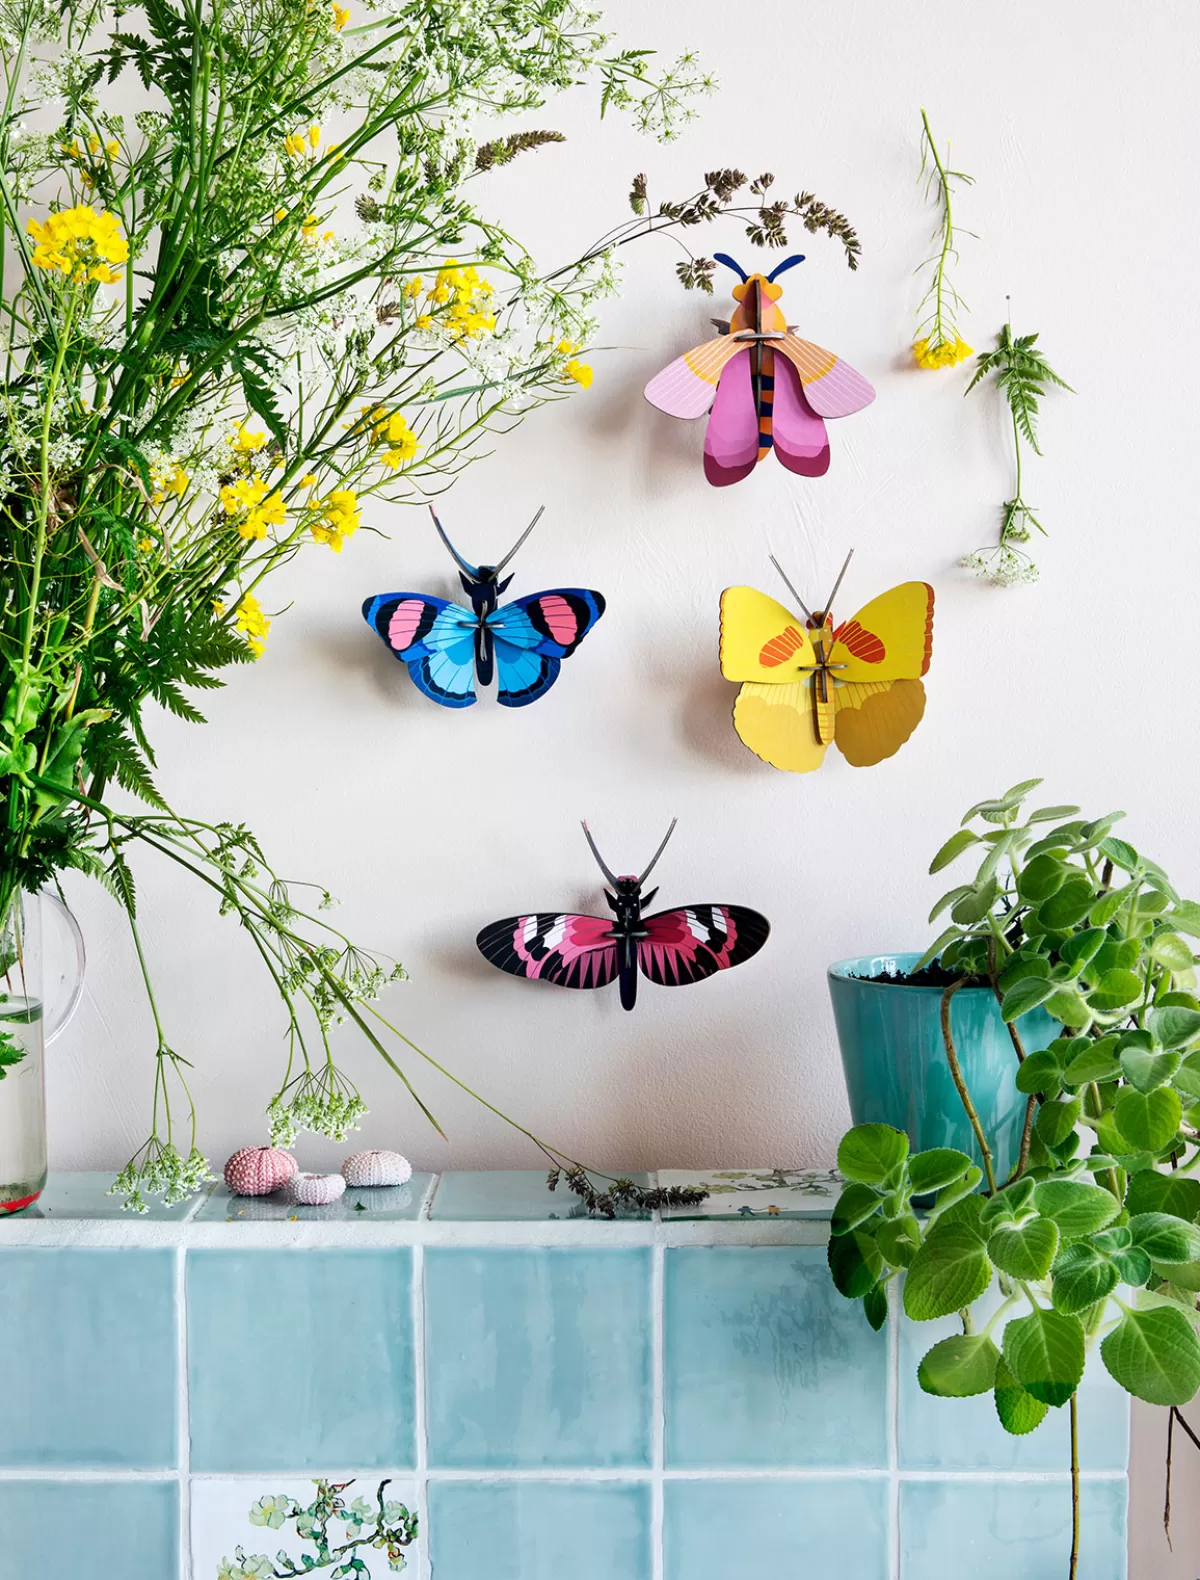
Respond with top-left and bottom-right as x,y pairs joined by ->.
0,892 -> 86,1213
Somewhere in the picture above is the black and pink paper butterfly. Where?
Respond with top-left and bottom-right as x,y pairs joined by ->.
477,820 -> 770,1012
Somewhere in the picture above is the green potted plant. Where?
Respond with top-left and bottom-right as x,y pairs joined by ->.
827,780 -> 1200,1578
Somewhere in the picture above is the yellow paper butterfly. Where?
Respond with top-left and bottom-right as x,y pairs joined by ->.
719,553 -> 934,773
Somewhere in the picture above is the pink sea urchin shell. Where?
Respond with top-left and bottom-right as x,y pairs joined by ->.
224,1146 -> 297,1197
287,1172 -> 346,1206
342,1149 -> 413,1188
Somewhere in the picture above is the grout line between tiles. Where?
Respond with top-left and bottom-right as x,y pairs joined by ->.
0,1466 -> 1127,1484
651,1241 -> 665,1580
887,1276 -> 901,1580
177,1245 -> 191,1580
412,1242 -> 431,1580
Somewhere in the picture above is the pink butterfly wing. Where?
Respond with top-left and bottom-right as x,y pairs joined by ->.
777,335 -> 875,418
771,355 -> 831,478
703,349 -> 761,487
638,905 -> 770,986
476,913 -> 618,989
644,337 -> 742,419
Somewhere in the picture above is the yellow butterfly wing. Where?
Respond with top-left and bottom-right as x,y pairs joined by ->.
834,678 -> 927,767
720,589 -> 831,771
829,582 -> 934,682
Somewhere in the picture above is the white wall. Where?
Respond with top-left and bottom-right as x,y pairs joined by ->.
44,2 -> 1200,1569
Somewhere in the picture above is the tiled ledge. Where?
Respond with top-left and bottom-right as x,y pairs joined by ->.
1,1169 -> 841,1247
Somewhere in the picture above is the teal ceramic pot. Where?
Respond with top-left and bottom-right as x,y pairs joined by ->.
827,952 -> 1061,1183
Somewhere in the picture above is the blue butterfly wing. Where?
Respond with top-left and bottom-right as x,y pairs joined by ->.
487,590 -> 605,708
362,592 -> 479,708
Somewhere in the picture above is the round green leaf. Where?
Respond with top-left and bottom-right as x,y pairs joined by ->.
828,1229 -> 883,1299
930,829 -> 980,874
1090,889 -> 1127,927
1004,1306 -> 1086,1407
831,1183 -> 883,1236
1018,853 -> 1069,904
1150,1006 -> 1200,1050
1016,1048 -> 1066,1097
1114,1087 -> 1183,1152
952,879 -> 999,926
875,1214 -> 922,1269
1121,1045 -> 1181,1094
993,1356 -> 1050,1435
1036,878 -> 1096,932
1101,1306 -> 1200,1406
988,1218 -> 1060,1281
1112,1247 -> 1154,1286
1125,1170 -> 1200,1221
862,1284 -> 889,1331
1129,1213 -> 1200,1264
1063,1037 -> 1122,1086
1036,1097 -> 1082,1149
1088,968 -> 1144,1013
981,1177 -> 1036,1228
903,1220 -> 993,1322
1060,927 -> 1107,971
1151,1259 -> 1200,1291
998,955 -> 1052,992
837,1124 -> 910,1185
1173,1053 -> 1200,1102
1151,933 -> 1197,973
918,1334 -> 1001,1398
1001,975 -> 1055,1023
1032,1179 -> 1122,1239
1044,987 -> 1092,1029
1170,901 -> 1200,939
908,1148 -> 973,1194
1050,1242 -> 1119,1315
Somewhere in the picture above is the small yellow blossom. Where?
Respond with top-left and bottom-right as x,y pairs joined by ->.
912,335 -> 974,371
231,423 -> 267,454
87,134 -> 100,154
150,463 -> 189,504
138,536 -> 154,552
213,600 -> 226,616
563,358 -> 593,389
415,313 -> 432,330
308,124 -> 321,148
273,207 -> 289,223
557,339 -> 580,355
27,205 -> 129,283
332,2 -> 350,26
219,474 -> 285,539
404,276 -> 423,298
106,139 -> 120,158
310,488 -> 361,552
358,406 -> 421,468
234,593 -> 271,658
284,131 -> 307,158
299,473 -> 318,487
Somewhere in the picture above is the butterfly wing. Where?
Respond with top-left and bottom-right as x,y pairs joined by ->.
833,679 -> 927,767
776,334 -> 876,418
487,590 -> 606,709
476,913 -> 619,988
703,348 -> 761,487
732,682 -> 830,773
638,905 -> 770,986
770,354 -> 830,477
718,587 -> 817,681
362,593 -> 479,707
644,336 -> 743,419
830,583 -> 935,681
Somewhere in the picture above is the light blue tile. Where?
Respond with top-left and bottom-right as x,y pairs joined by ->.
187,1249 -> 415,1471
20,1171 -> 203,1219
665,1478 -> 888,1580
899,1298 -> 1130,1470
0,1480 -> 179,1580
900,1476 -> 1127,1579
664,1247 -> 888,1468
195,1176 -> 433,1221
428,1481 -> 650,1580
0,1249 -> 177,1467
428,1170 -> 652,1221
425,1248 -> 652,1468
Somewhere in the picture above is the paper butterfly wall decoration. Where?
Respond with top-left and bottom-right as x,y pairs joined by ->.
643,253 -> 875,486
362,507 -> 605,707
476,819 -> 770,1012
720,551 -> 935,772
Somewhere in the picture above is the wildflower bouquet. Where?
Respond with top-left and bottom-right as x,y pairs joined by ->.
0,0 -> 860,1205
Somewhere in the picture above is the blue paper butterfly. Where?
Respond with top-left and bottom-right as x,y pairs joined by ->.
362,507 -> 606,708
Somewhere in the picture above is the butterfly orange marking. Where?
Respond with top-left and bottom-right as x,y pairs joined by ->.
759,625 -> 805,667
833,619 -> 886,663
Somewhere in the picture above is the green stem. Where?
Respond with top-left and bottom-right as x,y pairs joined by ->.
940,978 -> 997,1194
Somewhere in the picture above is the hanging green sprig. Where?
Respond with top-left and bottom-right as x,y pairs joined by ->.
912,109 -> 974,370
963,323 -> 1073,586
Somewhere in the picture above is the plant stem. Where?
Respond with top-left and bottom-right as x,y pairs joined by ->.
920,108 -> 954,347
1069,1393 -> 1080,1580
940,978 -> 997,1194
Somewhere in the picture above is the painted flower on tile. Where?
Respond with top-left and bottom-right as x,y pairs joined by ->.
223,1480 -> 419,1576
249,1493 -> 291,1530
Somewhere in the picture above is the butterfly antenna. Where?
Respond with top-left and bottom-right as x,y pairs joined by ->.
581,821 -> 620,889
429,506 -> 478,577
767,254 -> 806,282
713,252 -> 748,283
637,817 -> 678,887
494,505 -> 545,575
769,555 -> 813,620
821,549 -> 855,618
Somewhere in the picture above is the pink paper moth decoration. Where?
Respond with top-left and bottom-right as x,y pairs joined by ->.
643,254 -> 875,486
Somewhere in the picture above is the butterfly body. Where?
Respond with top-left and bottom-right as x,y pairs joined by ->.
476,823 -> 770,1013
363,509 -> 605,708
720,565 -> 934,772
644,254 -> 875,487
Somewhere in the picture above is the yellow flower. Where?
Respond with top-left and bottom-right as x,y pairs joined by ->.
87,134 -> 100,154
220,476 -> 268,515
912,335 -> 974,370
212,600 -> 226,617
299,473 -> 318,487
243,491 -> 287,540
137,535 -> 154,552
273,207 -> 289,223
231,423 -> 266,454
106,139 -> 120,158
26,205 -> 129,283
404,276 -> 423,298
358,406 -> 421,468
308,124 -> 321,148
563,358 -> 593,389
310,488 -> 361,552
219,474 -> 285,538
332,2 -> 350,26
284,131 -> 307,158
234,593 -> 271,658
150,462 -> 189,504
556,339 -> 579,355
415,314 -> 432,330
